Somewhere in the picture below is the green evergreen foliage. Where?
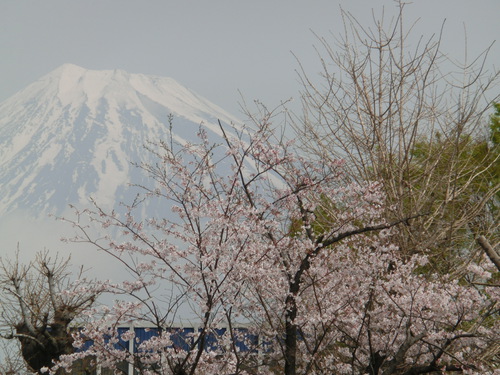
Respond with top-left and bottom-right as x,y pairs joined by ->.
400,104 -> 500,272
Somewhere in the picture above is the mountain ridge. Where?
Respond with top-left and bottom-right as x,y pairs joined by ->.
0,63 -> 240,217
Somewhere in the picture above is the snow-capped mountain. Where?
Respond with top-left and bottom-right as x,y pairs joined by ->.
0,63 -> 240,217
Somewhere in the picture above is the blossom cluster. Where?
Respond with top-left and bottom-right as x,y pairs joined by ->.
56,117 -> 499,375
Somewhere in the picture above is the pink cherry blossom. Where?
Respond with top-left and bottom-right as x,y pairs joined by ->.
56,112 -> 499,375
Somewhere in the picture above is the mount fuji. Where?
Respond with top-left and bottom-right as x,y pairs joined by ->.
0,63 -> 241,218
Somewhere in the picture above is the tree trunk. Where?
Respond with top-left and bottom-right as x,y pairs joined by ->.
477,235 -> 500,271
284,289 -> 298,375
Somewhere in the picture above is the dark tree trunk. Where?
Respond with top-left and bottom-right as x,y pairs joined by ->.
284,284 -> 299,375
15,307 -> 75,374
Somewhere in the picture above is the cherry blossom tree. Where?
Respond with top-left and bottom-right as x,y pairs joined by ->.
55,108 -> 499,375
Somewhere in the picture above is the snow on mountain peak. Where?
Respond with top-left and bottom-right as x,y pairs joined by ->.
44,64 -> 237,128
55,63 -> 116,107
0,64 -> 241,217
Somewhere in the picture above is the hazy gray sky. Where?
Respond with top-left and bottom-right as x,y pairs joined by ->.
1,0 -> 499,118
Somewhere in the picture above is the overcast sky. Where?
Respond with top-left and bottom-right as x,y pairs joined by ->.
1,0 -> 499,118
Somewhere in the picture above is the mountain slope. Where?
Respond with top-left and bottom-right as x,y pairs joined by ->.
0,64 -> 240,217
